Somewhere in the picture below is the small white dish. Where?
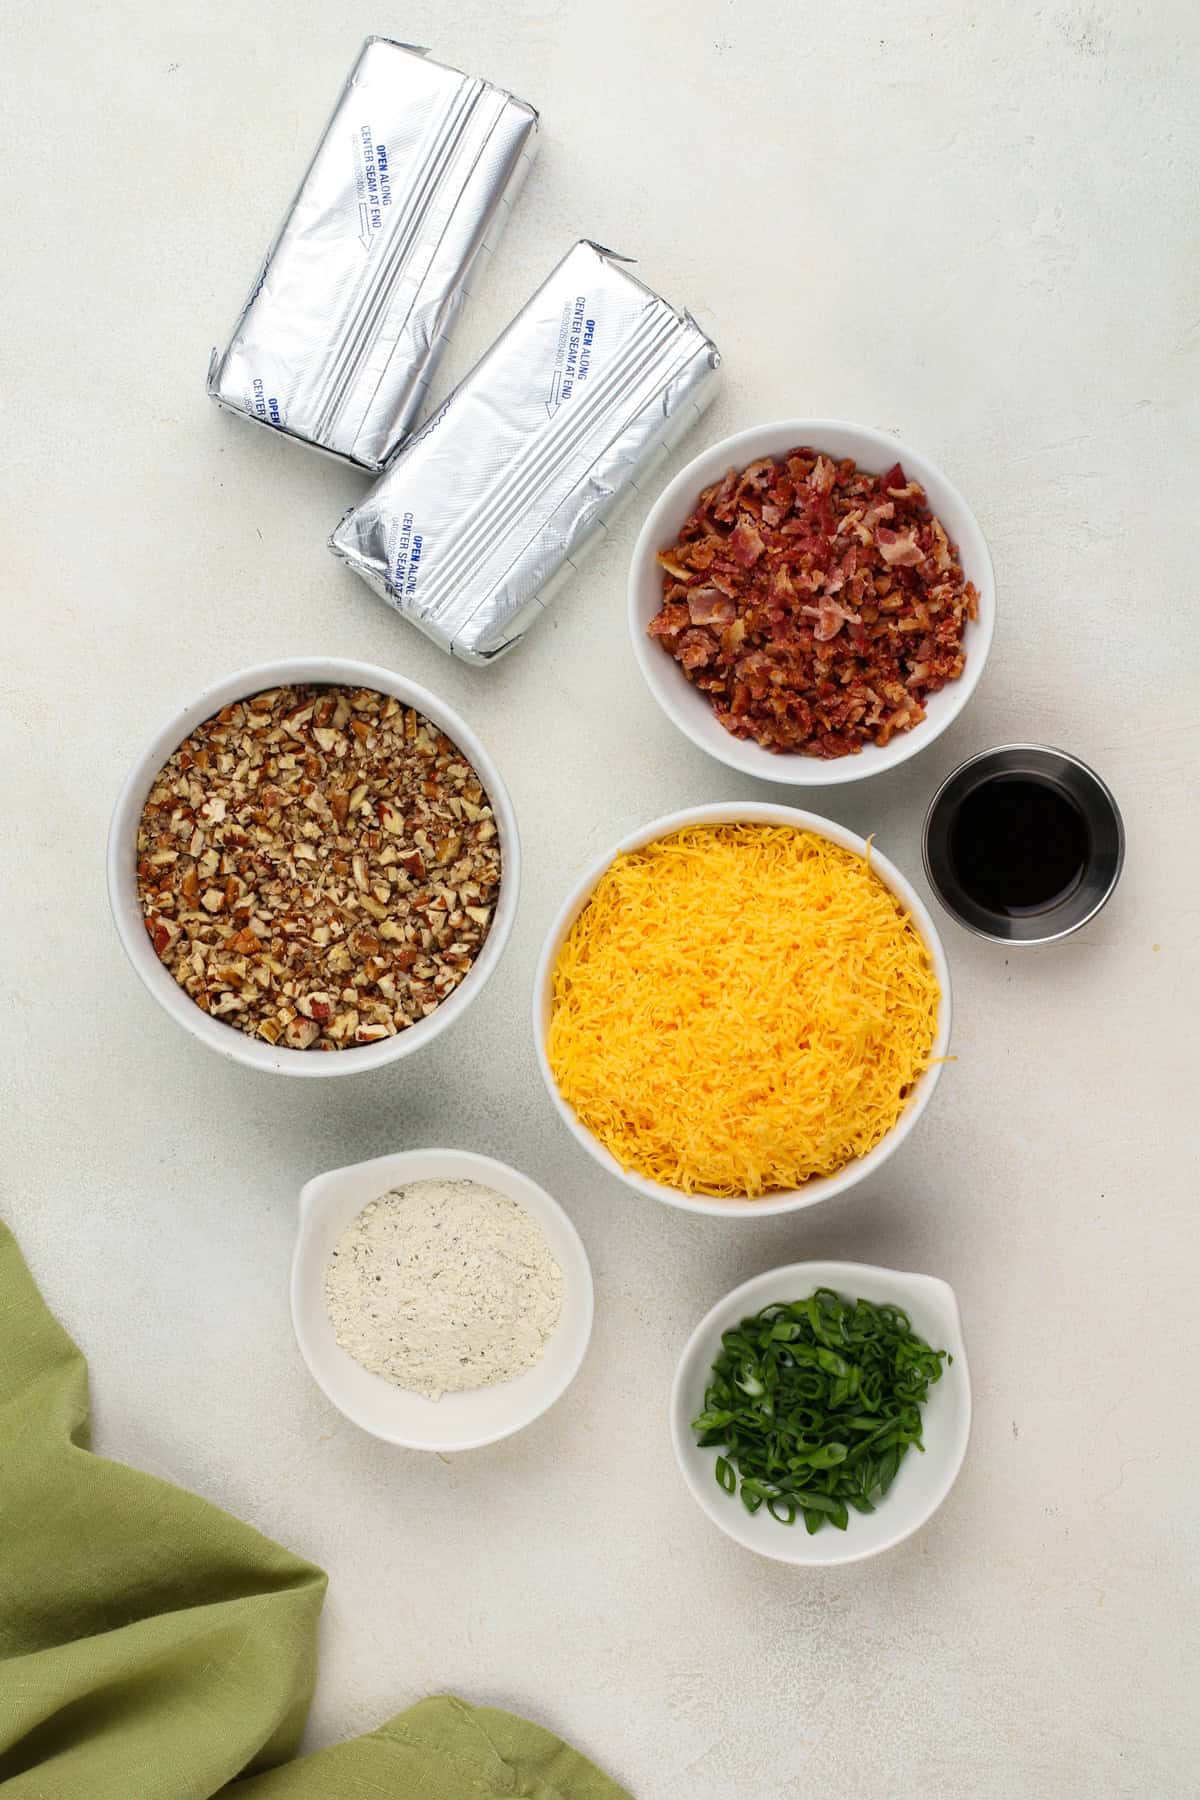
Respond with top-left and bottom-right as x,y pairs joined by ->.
628,418 -> 995,786
107,657 -> 520,1077
532,802 -> 951,1218
290,1148 -> 594,1451
671,1261 -> 970,1564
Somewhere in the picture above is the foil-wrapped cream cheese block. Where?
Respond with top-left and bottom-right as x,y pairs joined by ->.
329,240 -> 722,661
207,39 -> 538,472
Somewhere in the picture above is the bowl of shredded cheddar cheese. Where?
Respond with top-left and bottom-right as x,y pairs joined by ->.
533,804 -> 951,1217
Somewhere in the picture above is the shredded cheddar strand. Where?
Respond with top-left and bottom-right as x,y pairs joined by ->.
547,824 -> 940,1199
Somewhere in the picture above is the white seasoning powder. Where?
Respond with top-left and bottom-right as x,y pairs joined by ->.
325,1178 -> 564,1401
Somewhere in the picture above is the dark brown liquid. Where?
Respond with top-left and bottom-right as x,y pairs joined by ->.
949,775 -> 1090,916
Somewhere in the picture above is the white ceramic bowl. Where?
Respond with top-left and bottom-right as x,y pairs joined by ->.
629,418 -> 995,786
533,802 -> 951,1218
290,1148 -> 594,1450
671,1261 -> 971,1565
107,657 -> 520,1077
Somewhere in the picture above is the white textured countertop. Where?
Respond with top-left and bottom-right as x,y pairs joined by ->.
3,3 -> 1198,1795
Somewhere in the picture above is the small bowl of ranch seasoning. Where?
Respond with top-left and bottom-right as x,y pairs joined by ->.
290,1149 -> 594,1450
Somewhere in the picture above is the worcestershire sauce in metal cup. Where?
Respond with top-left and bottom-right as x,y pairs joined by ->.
923,745 -> 1124,944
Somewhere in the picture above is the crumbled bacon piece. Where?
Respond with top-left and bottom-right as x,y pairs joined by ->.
729,516 -> 766,566
650,447 -> 977,757
676,629 -> 716,670
802,598 -> 862,643
686,588 -> 737,627
647,600 -> 690,640
875,524 -> 923,566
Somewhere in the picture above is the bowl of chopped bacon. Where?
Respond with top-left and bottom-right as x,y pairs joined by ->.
629,420 -> 994,783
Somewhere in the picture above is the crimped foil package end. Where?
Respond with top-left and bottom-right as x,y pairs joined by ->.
329,240 -> 721,661
208,38 -> 538,472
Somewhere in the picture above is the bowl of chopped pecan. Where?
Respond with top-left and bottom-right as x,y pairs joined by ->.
629,420 -> 995,783
108,659 -> 519,1074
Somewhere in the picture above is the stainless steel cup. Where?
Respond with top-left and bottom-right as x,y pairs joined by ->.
922,743 -> 1124,944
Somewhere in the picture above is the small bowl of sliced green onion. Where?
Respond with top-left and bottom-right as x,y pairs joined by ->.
670,1262 -> 970,1564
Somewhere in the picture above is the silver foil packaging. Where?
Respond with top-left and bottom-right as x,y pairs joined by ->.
329,240 -> 721,661
207,39 -> 538,472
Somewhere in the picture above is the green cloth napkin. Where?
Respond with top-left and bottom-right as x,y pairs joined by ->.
0,1222 -> 630,1800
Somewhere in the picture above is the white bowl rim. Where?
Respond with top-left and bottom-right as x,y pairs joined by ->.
628,416 -> 996,787
290,1147 -> 594,1450
106,656 -> 520,1077
532,801 -> 952,1217
669,1259 -> 972,1565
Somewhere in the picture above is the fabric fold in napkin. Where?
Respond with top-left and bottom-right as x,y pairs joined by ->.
0,1221 -> 629,1800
